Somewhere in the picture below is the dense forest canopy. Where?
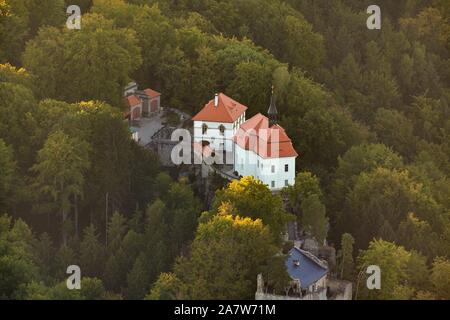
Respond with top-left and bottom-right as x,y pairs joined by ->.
0,0 -> 449,300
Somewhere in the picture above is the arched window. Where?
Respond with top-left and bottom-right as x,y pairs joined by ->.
202,123 -> 208,135
219,125 -> 225,136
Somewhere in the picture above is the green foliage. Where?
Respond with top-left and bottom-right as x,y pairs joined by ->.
0,215 -> 39,299
212,176 -> 294,241
260,255 -> 291,295
227,61 -> 274,115
0,0 -> 449,301
329,143 -> 404,241
32,232 -> 55,284
126,253 -> 151,300
164,178 -> 202,255
300,194 -> 328,243
31,130 -> 90,244
283,171 -> 323,218
54,245 -> 77,280
341,168 -> 443,251
146,272 -> 185,300
373,108 -> 418,159
0,0 -> 29,64
79,277 -> 108,300
0,79 -> 37,169
25,0 -> 65,36
337,233 -> 355,281
48,277 -> 109,300
292,106 -> 370,173
430,257 -> 450,299
398,213 -> 442,258
80,224 -> 105,277
0,139 -> 17,211
173,211 -> 278,299
23,14 -> 142,105
356,239 -> 428,300
107,211 -> 127,254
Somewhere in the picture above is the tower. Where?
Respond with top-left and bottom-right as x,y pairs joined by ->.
268,85 -> 278,126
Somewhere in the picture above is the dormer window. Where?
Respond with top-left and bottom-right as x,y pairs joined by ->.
202,123 -> 208,135
219,125 -> 225,136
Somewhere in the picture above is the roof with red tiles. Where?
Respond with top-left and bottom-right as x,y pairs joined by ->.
127,95 -> 141,107
144,88 -> 161,99
192,93 -> 248,123
234,113 -> 298,159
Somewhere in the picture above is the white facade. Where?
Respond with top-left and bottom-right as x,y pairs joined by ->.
193,112 -> 246,153
234,143 -> 296,191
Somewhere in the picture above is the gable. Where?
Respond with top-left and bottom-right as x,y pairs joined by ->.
192,93 -> 247,123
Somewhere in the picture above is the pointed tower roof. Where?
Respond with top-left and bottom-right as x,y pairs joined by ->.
268,85 -> 278,126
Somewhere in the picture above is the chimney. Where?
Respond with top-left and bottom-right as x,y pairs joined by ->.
214,93 -> 219,108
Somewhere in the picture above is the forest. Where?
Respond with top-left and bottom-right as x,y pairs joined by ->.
0,0 -> 449,300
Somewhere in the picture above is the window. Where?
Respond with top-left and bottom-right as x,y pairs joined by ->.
202,123 -> 208,135
285,180 -> 289,187
285,164 -> 289,172
271,165 -> 275,173
271,181 -> 275,188
257,160 -> 259,168
219,125 -> 225,136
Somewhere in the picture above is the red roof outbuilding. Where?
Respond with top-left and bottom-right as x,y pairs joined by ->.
127,95 -> 141,107
144,88 -> 161,99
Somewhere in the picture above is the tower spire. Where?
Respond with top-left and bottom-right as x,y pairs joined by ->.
268,85 -> 278,126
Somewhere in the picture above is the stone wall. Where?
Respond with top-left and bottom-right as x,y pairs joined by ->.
328,279 -> 353,300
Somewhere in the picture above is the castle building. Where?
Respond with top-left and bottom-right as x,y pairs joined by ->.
193,91 -> 298,191
192,93 -> 247,155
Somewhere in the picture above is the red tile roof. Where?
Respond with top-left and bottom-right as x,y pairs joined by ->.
127,95 -> 141,107
234,113 -> 298,158
192,93 -> 248,123
144,88 -> 161,99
